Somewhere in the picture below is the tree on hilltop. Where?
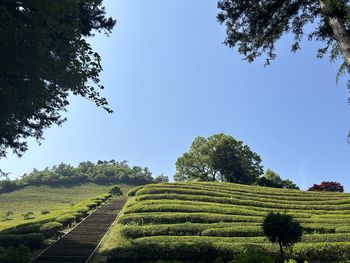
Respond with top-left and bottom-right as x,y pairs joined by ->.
258,169 -> 299,190
174,133 -> 263,184
0,0 -> 116,159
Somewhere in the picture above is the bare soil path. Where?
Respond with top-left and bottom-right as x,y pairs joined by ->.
32,198 -> 126,263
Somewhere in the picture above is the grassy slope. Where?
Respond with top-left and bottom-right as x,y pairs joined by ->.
97,182 -> 350,262
0,183 -> 132,231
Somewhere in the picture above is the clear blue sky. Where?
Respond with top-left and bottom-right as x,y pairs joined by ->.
1,0 -> 350,190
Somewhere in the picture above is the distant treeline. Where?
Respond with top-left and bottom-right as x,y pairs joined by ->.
0,160 -> 168,194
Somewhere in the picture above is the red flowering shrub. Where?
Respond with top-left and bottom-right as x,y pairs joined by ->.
308,181 -> 344,192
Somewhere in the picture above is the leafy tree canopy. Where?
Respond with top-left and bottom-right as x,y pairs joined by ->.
258,169 -> 299,190
0,0 -> 116,159
0,160 -> 158,194
154,174 -> 170,183
262,212 -> 303,261
174,133 -> 263,184
217,0 -> 349,66
217,0 -> 350,122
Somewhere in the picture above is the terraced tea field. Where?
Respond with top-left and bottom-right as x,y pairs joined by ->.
97,182 -> 350,262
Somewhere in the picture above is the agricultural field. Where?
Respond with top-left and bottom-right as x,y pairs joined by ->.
0,183 -> 132,231
96,182 -> 350,262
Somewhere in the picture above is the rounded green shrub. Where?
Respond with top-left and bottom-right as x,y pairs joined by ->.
71,212 -> 85,222
21,212 -> 35,220
41,210 -> 50,215
4,222 -> 42,234
109,185 -> 123,196
40,222 -> 63,238
56,215 -> 76,227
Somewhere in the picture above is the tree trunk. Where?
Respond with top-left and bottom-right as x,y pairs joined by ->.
278,242 -> 284,263
319,0 -> 350,69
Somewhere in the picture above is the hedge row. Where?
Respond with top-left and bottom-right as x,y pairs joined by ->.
107,236 -> 350,262
135,193 -> 350,211
118,212 -> 350,233
119,222 -> 345,240
188,182 -> 348,198
0,233 -> 45,249
0,245 -> 31,263
135,186 -> 350,205
120,223 -> 213,238
126,206 -> 350,226
142,182 -> 347,198
124,201 -> 350,223
107,238 -> 278,261
128,197 -> 350,216
127,233 -> 350,244
118,212 -> 262,225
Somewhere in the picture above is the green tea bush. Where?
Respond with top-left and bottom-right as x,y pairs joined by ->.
0,245 -> 31,263
127,185 -> 145,196
40,210 -> 50,215
146,182 -> 345,199
293,242 -> 350,261
109,185 -> 123,196
229,253 -> 274,263
93,199 -> 103,206
107,240 -> 231,261
124,201 -> 324,220
3,222 -> 43,234
136,193 -> 350,211
301,233 -> 350,242
124,202 -> 266,217
40,222 -> 63,238
118,212 -> 261,225
70,212 -> 85,222
1,210 -> 13,221
56,214 -> 76,227
120,223 -> 235,238
136,186 -> 350,206
202,226 -> 263,237
72,206 -> 90,216
22,211 -> 35,220
99,194 -> 111,201
107,237 -> 277,261
0,233 -> 45,249
84,201 -> 99,209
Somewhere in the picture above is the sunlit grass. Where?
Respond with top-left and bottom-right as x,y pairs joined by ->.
0,183 -> 132,231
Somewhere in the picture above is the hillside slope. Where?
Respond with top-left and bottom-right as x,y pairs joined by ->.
98,182 -> 350,262
0,183 -> 132,231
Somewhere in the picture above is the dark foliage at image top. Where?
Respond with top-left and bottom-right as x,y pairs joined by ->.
217,0 -> 348,65
0,0 -> 116,159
